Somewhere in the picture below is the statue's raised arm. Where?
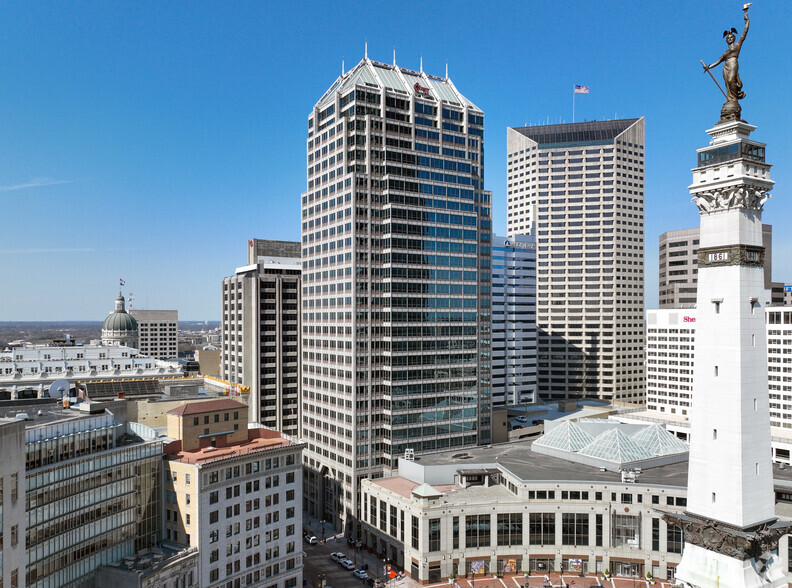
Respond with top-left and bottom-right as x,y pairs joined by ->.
737,8 -> 750,49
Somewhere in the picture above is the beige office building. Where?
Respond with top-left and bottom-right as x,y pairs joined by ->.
506,119 -> 645,402
130,309 -> 179,359
221,240 -> 301,437
162,399 -> 305,588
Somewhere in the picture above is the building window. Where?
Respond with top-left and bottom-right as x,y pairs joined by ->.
452,516 -> 459,549
497,513 -> 522,546
390,506 -> 398,538
529,513 -> 555,545
596,514 -> 603,547
667,524 -> 683,553
465,514 -> 491,548
428,518 -> 441,552
562,513 -> 589,546
652,518 -> 660,551
411,515 -> 419,549
611,514 -> 640,548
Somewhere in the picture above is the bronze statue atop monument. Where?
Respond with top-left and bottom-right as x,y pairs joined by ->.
702,4 -> 750,123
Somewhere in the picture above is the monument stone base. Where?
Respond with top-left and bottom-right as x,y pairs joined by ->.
675,543 -> 787,588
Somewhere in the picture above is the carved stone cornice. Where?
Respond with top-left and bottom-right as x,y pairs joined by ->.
691,184 -> 771,213
661,510 -> 792,566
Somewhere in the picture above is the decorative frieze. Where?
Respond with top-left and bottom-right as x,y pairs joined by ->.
691,184 -> 771,213
697,245 -> 764,269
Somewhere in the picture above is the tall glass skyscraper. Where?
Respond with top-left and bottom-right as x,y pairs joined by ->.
301,57 -> 491,532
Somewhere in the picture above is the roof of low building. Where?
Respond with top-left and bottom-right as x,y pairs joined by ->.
167,398 -> 246,416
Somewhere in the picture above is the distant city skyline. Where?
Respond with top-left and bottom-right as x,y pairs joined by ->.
1,1 -> 790,320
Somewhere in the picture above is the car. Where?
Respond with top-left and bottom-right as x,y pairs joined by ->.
340,559 -> 356,570
515,416 -> 528,423
330,552 -> 346,562
353,569 -> 369,579
304,535 -> 318,544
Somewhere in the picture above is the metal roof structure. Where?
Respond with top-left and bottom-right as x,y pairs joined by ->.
512,118 -> 641,147
578,428 -> 654,463
532,420 -> 594,452
531,420 -> 689,472
631,423 -> 690,457
315,58 -> 481,112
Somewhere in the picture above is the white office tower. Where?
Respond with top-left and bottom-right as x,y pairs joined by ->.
669,119 -> 789,587
506,119 -> 645,402
491,234 -> 537,405
301,57 -> 491,532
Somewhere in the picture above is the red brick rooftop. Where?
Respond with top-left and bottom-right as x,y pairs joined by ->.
164,427 -> 292,465
370,477 -> 461,498
168,398 -> 247,416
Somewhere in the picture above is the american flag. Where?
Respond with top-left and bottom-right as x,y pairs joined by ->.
120,279 -> 125,286
574,85 -> 590,94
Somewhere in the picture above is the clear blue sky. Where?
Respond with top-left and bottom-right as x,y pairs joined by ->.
1,1 -> 790,320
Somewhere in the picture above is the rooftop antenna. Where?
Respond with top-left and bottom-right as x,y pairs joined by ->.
393,47 -> 396,66
364,41 -> 368,60
420,55 -> 423,73
342,58 -> 345,75
445,61 -> 449,79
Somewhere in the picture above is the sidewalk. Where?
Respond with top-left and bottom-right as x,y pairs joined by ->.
382,572 -> 674,588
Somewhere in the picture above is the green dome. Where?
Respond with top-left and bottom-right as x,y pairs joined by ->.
103,292 -> 138,333
103,310 -> 138,332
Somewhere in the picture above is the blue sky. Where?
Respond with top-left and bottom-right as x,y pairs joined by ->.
1,1 -> 790,320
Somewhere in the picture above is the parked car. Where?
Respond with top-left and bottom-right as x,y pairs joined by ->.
304,535 -> 318,544
330,552 -> 346,562
340,559 -> 356,570
353,569 -> 369,579
515,416 -> 528,423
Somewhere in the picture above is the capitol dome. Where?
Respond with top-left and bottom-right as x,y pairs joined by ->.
101,292 -> 139,348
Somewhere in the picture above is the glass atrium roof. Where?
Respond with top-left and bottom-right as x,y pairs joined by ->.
533,421 -> 594,452
578,428 -> 654,463
631,424 -> 689,457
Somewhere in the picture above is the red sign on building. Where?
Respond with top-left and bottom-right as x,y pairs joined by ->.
414,82 -> 431,97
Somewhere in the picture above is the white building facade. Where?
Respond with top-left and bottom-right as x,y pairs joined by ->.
506,119 -> 645,403
0,344 -> 181,399
491,234 -> 537,405
0,419 -> 25,588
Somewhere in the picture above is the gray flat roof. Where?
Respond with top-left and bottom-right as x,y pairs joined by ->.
414,439 -> 792,489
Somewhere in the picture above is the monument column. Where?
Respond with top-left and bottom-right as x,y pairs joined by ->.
664,8 -> 790,586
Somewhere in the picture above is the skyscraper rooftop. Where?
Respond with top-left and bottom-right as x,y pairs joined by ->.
315,58 -> 481,111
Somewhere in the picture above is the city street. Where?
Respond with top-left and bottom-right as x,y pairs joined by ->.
302,532 -> 398,588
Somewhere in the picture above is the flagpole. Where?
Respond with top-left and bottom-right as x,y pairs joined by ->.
572,85 -> 575,123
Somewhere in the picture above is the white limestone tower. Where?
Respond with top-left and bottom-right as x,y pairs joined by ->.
668,119 -> 789,586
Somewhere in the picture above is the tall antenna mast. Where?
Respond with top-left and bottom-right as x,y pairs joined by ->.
364,41 -> 368,60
